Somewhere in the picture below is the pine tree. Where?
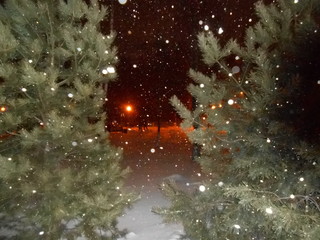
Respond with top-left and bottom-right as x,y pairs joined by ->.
156,0 -> 320,239
0,0 -> 133,239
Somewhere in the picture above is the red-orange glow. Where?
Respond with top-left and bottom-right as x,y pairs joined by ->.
238,91 -> 245,98
0,106 -> 7,112
217,130 -> 228,136
126,105 -> 133,112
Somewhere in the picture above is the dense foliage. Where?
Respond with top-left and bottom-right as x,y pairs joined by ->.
0,0 -> 132,239
157,0 -> 320,239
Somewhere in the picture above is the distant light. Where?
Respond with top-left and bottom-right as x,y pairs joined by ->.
294,0 -> 299,3
199,20 -> 203,25
126,105 -> 133,112
0,106 -> 7,112
133,64 -> 137,68
204,25 -> 209,31
218,27 -> 224,34
150,148 -> 155,153
118,0 -> 127,4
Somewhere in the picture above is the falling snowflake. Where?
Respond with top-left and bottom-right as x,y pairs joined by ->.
232,66 -> 240,74
199,185 -> 206,192
218,27 -> 224,34
228,99 -> 234,105
118,0 -> 127,4
265,207 -> 273,214
234,224 -> 241,229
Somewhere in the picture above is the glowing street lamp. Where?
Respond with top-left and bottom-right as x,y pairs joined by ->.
125,105 -> 133,112
0,106 -> 7,112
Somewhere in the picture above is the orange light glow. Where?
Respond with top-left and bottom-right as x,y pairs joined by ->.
211,105 -> 216,110
239,91 -> 245,98
126,105 -> 133,112
0,106 -> 7,112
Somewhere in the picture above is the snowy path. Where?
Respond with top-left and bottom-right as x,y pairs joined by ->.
110,126 -> 203,240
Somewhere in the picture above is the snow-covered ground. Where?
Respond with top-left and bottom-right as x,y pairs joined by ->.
0,125 -> 203,240
110,125 -> 204,240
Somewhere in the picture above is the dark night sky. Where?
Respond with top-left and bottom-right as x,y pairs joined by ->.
101,0 -> 260,122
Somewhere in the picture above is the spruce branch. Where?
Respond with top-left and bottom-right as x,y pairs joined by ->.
46,2 -> 55,67
217,60 -> 250,98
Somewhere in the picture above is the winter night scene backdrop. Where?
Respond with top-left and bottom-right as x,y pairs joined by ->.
0,0 -> 319,240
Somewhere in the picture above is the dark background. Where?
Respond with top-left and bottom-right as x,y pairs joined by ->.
100,0 -> 259,124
